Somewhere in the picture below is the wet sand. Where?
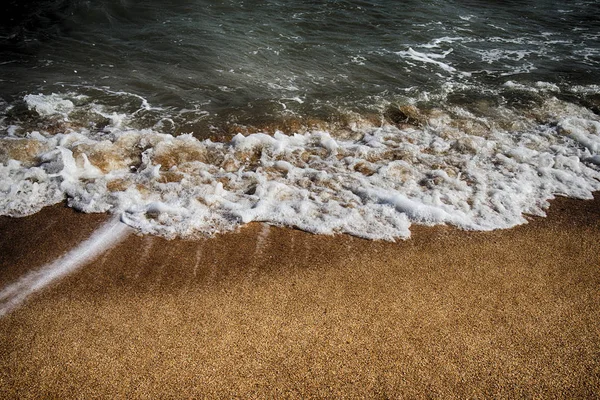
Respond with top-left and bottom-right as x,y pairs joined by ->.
1,196 -> 599,398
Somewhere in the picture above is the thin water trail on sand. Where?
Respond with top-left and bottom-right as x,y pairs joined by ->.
0,217 -> 130,317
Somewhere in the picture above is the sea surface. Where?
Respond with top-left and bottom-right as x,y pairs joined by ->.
1,0 -> 599,239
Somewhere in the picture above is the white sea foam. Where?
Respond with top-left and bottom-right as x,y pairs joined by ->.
571,84 -> 600,94
503,81 -> 560,93
24,93 -> 75,118
477,49 -> 532,64
396,48 -> 456,73
421,37 -> 468,49
1,93 -> 600,241
0,218 -> 130,317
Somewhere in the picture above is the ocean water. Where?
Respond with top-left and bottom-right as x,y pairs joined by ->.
1,0 -> 599,239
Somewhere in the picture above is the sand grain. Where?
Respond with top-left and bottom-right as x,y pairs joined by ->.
1,197 -> 599,398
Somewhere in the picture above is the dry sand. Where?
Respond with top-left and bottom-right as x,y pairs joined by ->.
0,196 -> 599,398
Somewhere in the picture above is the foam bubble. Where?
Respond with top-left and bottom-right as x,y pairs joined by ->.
396,48 -> 457,73
1,93 -> 600,241
24,93 -> 75,118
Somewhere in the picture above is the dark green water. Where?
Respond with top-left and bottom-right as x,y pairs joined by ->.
2,0 -> 599,131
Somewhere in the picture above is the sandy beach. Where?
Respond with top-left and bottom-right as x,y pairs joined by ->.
1,196 -> 599,398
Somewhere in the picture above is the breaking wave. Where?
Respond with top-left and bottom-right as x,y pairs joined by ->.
1,86 -> 599,240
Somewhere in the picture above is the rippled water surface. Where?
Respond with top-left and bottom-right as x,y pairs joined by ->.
2,0 -> 599,123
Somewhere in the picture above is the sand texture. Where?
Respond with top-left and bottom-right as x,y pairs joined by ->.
1,196 -> 600,398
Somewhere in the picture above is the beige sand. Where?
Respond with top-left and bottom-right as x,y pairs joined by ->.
0,196 -> 599,398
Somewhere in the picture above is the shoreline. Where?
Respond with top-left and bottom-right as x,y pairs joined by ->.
1,195 -> 600,397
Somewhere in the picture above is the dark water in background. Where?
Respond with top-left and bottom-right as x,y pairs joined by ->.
1,0 -> 600,240
2,0 -> 599,132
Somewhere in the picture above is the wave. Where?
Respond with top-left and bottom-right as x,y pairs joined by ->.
1,86 -> 599,240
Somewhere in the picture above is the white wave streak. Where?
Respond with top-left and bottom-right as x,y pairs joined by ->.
397,48 -> 456,73
0,218 -> 130,317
